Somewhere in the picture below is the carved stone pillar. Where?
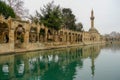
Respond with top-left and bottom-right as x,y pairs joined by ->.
71,34 -> 73,43
73,34 -> 75,43
76,35 -> 78,43
24,30 -> 29,48
9,29 -> 14,50
9,29 -> 14,43
67,33 -> 69,42
63,33 -> 65,42
54,31 -> 58,42
37,26 -> 40,42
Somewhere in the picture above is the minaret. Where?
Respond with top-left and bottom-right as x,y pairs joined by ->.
90,9 -> 95,29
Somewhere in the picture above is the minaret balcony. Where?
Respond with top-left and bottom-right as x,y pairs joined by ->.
90,17 -> 95,20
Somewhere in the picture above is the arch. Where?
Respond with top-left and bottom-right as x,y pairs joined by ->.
69,33 -> 71,42
14,24 -> 25,48
29,27 -> 37,43
0,22 -> 9,44
59,31 -> 63,42
64,32 -> 67,42
39,28 -> 45,42
47,29 -> 53,42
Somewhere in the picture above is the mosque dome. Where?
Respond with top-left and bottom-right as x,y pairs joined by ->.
89,28 -> 99,33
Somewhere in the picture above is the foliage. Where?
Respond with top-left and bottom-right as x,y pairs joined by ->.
39,29 -> 45,36
29,15 -> 39,24
62,8 -> 76,30
76,22 -> 83,31
29,1 -> 84,31
33,1 -> 63,30
5,0 -> 29,18
0,0 -> 16,18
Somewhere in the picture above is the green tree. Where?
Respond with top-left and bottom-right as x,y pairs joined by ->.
34,1 -> 63,30
62,8 -> 76,30
76,22 -> 83,31
0,0 -> 16,18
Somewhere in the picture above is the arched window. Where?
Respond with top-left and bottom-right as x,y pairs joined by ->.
29,27 -> 37,43
15,24 -> 25,48
39,29 -> 45,42
0,22 -> 9,44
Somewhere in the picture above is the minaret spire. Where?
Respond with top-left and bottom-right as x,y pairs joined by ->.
90,9 -> 95,28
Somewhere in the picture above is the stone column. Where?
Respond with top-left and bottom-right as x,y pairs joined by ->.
67,33 -> 69,42
9,28 -> 14,50
76,34 -> 78,43
71,33 -> 73,43
69,33 -> 70,43
24,30 -> 29,48
73,34 -> 75,43
77,35 -> 79,43
53,31 -> 57,42
82,33 -> 84,42
8,19 -> 14,44
37,27 -> 40,42
63,32 -> 66,42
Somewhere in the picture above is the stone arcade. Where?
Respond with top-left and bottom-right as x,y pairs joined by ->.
0,10 -> 105,54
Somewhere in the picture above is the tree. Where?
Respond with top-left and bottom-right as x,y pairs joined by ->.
29,15 -> 39,24
62,8 -> 76,30
32,1 -> 63,30
0,0 -> 16,18
76,22 -> 83,31
5,0 -> 28,18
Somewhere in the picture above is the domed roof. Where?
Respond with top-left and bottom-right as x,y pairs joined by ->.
89,28 -> 99,33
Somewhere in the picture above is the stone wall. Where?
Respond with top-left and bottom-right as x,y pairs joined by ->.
0,15 -> 105,54
0,43 -> 14,54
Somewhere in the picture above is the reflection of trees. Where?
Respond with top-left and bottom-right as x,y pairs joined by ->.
41,61 -> 80,80
0,63 -> 10,80
14,55 -> 25,78
0,45 -> 102,80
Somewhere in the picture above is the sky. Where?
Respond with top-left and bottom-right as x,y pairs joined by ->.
24,0 -> 120,34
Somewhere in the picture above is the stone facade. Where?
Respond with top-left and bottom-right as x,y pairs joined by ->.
0,10 -> 105,54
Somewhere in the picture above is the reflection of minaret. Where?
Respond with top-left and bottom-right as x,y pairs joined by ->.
91,54 -> 95,77
91,48 -> 95,78
90,9 -> 95,29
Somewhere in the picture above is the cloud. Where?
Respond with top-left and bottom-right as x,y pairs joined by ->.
24,0 -> 120,34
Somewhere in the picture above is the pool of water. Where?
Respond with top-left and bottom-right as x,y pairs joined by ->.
0,44 -> 120,80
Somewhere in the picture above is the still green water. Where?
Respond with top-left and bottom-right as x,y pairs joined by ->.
0,44 -> 120,80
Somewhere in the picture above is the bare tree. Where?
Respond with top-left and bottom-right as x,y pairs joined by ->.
5,0 -> 29,19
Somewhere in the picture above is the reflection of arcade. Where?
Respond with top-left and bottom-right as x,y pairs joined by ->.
0,45 -> 101,80
0,55 -> 14,80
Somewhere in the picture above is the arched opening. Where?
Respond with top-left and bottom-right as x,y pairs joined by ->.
0,22 -> 9,44
15,24 -> 25,48
59,31 -> 63,42
29,27 -> 37,43
65,32 -> 67,42
47,29 -> 53,42
78,34 -> 80,42
69,33 -> 71,42
80,35 -> 82,42
39,29 -> 45,42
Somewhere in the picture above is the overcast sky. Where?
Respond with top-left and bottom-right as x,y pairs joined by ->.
24,0 -> 120,34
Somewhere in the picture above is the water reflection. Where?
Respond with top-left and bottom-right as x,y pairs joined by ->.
0,45 -> 103,80
104,43 -> 120,51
